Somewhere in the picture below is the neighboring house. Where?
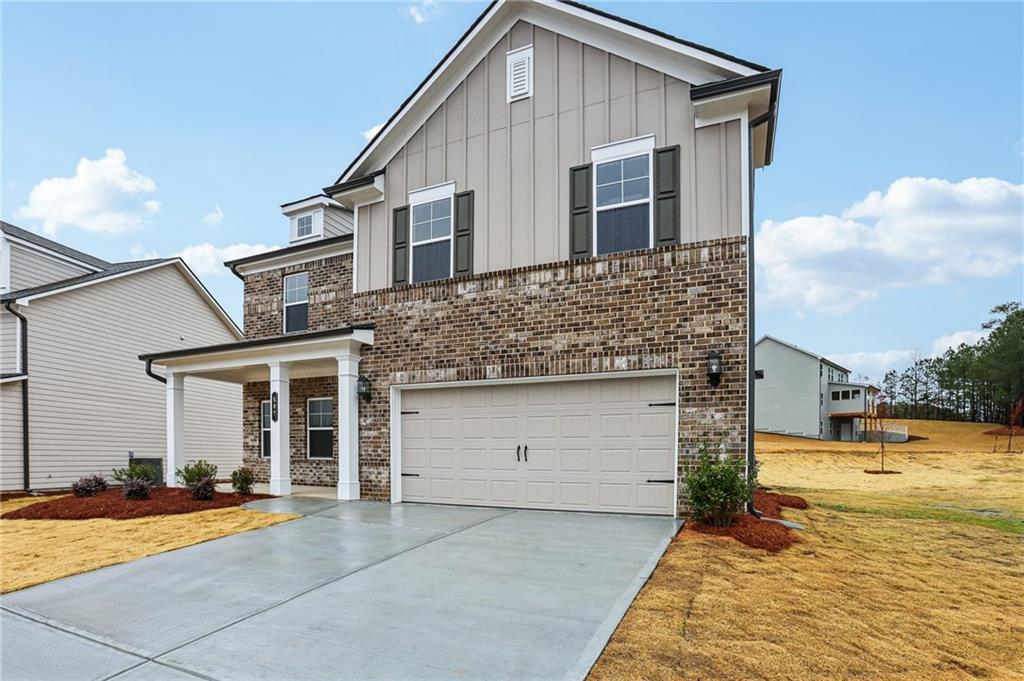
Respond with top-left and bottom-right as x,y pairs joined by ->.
142,0 -> 782,516
754,335 -> 880,441
0,221 -> 243,491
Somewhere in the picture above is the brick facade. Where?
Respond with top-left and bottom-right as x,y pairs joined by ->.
242,377 -> 339,486
242,237 -> 747,514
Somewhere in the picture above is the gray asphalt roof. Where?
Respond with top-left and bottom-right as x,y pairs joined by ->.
1,221 -> 112,270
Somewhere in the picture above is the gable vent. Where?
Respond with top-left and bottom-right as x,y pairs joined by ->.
506,45 -> 533,103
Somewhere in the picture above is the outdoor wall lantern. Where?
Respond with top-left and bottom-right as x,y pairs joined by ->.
706,352 -> 723,387
356,375 -> 372,401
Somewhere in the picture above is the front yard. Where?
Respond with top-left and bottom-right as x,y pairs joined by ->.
0,494 -> 296,594
590,420 -> 1024,680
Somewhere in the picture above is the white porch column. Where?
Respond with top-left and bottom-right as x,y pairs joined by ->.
268,361 -> 292,496
166,372 -> 184,487
336,354 -> 361,501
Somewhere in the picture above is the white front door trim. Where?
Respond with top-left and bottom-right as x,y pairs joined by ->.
389,368 -> 680,517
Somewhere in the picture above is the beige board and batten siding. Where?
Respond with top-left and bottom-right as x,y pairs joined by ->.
355,20 -> 743,292
0,265 -> 242,491
8,241 -> 92,290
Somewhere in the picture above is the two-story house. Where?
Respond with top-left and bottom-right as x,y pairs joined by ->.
0,221 -> 243,491
141,0 -> 782,516
754,335 -> 880,441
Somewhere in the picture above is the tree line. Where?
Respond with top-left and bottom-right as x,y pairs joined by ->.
879,302 -> 1023,425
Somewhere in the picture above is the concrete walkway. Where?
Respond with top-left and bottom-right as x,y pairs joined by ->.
1,501 -> 678,681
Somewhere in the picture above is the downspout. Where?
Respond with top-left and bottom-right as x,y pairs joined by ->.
5,301 -> 30,492
145,358 -> 167,384
746,107 -> 774,517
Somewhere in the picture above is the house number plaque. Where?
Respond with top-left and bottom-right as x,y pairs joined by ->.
271,393 -> 279,422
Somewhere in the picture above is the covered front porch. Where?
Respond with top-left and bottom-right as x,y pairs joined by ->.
140,326 -> 373,499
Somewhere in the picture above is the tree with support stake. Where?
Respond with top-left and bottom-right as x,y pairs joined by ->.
865,396 -> 901,475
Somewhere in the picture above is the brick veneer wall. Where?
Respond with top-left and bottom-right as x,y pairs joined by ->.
243,254 -> 356,339
242,377 -> 339,486
241,237 -> 747,513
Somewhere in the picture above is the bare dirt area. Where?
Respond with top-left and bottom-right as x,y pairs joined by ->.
590,420 -> 1024,681
1,487 -> 272,521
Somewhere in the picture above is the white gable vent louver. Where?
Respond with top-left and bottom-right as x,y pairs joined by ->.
506,45 -> 533,102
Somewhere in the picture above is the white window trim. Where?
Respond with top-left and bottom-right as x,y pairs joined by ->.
290,209 -> 324,243
306,396 -> 334,460
282,272 -> 309,334
590,135 -> 656,256
506,44 -> 534,102
408,182 -> 456,284
260,400 -> 271,458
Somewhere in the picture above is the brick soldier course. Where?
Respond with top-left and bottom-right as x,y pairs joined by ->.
241,236 -> 747,514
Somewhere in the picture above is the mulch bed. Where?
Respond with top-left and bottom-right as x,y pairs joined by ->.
1,487 -> 272,521
684,489 -> 809,553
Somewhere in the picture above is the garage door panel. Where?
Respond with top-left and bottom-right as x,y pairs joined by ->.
401,375 -> 676,515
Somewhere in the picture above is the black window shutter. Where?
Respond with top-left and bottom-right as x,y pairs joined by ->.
392,205 -> 410,286
653,145 -> 681,247
569,163 -> 592,260
453,190 -> 474,277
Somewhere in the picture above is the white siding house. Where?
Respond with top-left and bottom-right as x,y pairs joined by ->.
0,222 -> 244,491
754,335 -> 878,441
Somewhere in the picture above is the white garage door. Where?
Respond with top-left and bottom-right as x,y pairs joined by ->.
399,375 -> 676,515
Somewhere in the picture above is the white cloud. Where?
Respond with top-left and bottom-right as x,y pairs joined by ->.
362,123 -> 385,142
202,205 -> 224,225
757,177 -> 1024,315
929,329 -> 989,356
175,243 -> 276,277
16,148 -> 160,236
829,328 -> 991,382
408,0 -> 439,24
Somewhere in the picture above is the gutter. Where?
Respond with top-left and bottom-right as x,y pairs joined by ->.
4,301 -> 30,491
745,105 -> 776,518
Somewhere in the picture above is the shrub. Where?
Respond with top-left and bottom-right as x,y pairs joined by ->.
122,476 -> 153,500
177,460 -> 218,500
112,462 -> 159,485
230,466 -> 256,495
71,474 -> 108,497
684,441 -> 754,528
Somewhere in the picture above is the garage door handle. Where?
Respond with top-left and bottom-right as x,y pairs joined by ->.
646,479 -> 673,484
523,445 -> 528,462
516,445 -> 521,462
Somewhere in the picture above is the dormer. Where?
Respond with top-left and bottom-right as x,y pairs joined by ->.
280,194 -> 353,245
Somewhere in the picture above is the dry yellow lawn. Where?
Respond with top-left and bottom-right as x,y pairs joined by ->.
591,420 -> 1024,681
0,496 -> 297,594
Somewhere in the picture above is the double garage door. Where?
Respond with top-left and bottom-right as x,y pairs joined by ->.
400,375 -> 676,515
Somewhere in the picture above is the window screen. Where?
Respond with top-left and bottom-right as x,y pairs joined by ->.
284,273 -> 308,333
595,154 -> 650,255
307,398 -> 333,459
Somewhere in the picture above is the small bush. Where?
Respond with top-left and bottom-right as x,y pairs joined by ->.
684,441 -> 754,528
177,460 -> 218,500
122,476 -> 153,500
112,462 -> 159,485
230,466 -> 256,495
71,474 -> 108,497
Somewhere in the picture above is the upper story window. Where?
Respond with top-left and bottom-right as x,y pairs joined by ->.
289,210 -> 323,243
506,45 -> 533,102
409,183 -> 454,284
591,136 -> 654,256
296,215 -> 314,239
283,272 -> 308,333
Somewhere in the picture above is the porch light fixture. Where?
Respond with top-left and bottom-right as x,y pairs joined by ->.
706,352 -> 723,387
356,375 -> 372,401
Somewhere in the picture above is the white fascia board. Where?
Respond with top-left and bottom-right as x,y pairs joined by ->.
331,175 -> 385,209
4,234 -> 104,273
234,241 -> 353,276
15,259 -> 242,340
281,195 -> 343,217
341,0 -> 760,182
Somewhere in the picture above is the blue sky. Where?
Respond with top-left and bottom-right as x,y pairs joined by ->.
3,1 -> 1022,380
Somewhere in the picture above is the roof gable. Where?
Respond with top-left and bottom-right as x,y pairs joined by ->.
1,221 -> 110,271
756,335 -> 853,374
330,0 -> 768,188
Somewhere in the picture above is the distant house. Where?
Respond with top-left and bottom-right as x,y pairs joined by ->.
754,335 -> 879,441
0,221 -> 243,491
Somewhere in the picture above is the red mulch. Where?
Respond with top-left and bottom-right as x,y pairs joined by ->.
1,487 -> 272,521
0,490 -> 67,501
984,426 -> 1024,436
683,489 -> 809,553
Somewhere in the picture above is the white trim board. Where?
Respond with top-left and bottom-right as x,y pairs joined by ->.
388,368 -> 681,518
233,241 -> 353,277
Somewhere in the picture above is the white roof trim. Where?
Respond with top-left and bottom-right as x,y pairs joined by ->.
15,259 -> 242,339
281,195 -> 343,217
232,240 -> 353,276
4,233 -> 104,273
340,0 -> 761,183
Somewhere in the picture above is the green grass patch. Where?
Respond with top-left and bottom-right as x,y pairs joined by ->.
813,500 -> 1024,535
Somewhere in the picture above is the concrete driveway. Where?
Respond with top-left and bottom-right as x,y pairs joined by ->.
1,500 -> 678,681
